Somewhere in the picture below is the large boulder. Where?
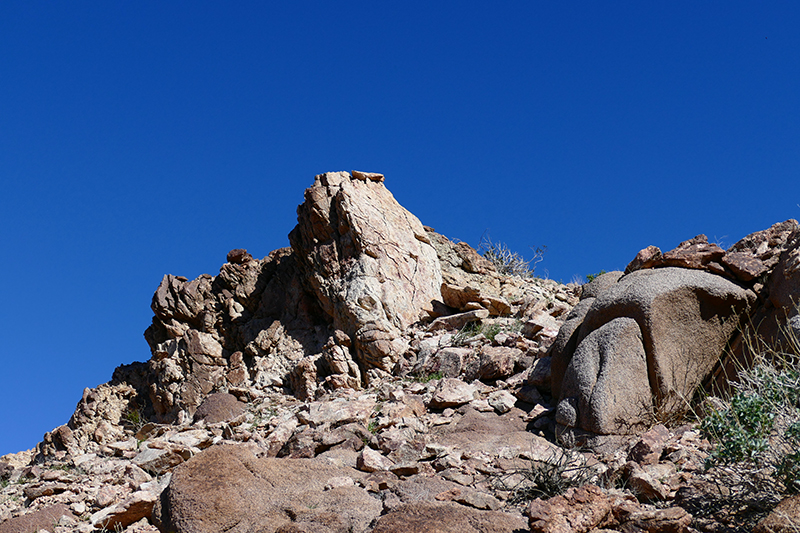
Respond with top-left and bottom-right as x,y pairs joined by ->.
555,317 -> 651,437
153,444 -> 382,533
289,171 -> 442,372
554,267 -> 756,447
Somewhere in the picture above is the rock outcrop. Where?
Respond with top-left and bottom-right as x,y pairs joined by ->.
551,220 -> 800,449
289,171 -> 443,372
8,172 -> 800,533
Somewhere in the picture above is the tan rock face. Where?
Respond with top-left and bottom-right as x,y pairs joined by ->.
153,445 -> 381,533
371,502 -> 527,533
553,267 -> 756,446
289,171 -> 442,372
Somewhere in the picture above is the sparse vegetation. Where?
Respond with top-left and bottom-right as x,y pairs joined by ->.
699,319 -> 800,521
585,270 -> 608,283
452,321 -> 483,345
123,407 -> 146,434
411,371 -> 444,384
491,448 -> 597,505
479,233 -> 545,278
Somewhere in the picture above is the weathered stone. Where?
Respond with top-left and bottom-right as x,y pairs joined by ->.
556,317 -> 652,436
289,171 -> 442,372
371,502 -> 527,533
550,298 -> 595,401
476,346 -> 519,380
626,246 -> 663,273
153,445 -> 379,533
528,485 -> 617,533
628,424 -> 670,465
418,347 -> 472,378
727,219 -> 800,270
428,379 -> 476,409
754,493 -> 800,533
91,490 -> 158,531
132,446 -> 185,475
357,447 -> 395,472
288,357 -> 318,401
192,392 -> 246,424
226,248 -> 253,264
351,170 -> 385,182
487,390 -> 517,414
622,461 -> 671,501
554,267 -> 756,442
614,502 -> 692,532
296,395 -> 375,428
0,462 -> 12,481
661,235 -> 726,270
721,252 -> 768,282
0,504 -> 72,533
428,309 -> 489,332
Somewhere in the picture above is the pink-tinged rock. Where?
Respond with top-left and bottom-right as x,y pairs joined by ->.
721,251 -> 768,282
297,396 -> 376,428
660,235 -> 725,270
184,329 -> 225,365
192,392 -> 246,424
153,445 -> 380,533
371,502 -> 527,533
528,485 -> 616,533
357,447 -> 396,472
628,424 -> 670,465
351,169 -> 385,182
523,312 -> 560,338
625,245 -> 663,273
727,219 -> 800,269
289,171 -> 442,372
428,379 -> 476,409
477,346 -> 519,380
0,504 -> 73,533
623,461 -> 671,501
613,501 -> 692,532
754,493 -> 800,533
91,490 -> 158,531
132,446 -> 185,475
428,309 -> 490,332
421,347 -> 472,378
265,417 -> 298,457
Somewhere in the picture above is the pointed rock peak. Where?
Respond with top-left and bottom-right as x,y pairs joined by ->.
289,171 -> 443,372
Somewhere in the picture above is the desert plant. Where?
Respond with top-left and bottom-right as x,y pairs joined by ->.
411,371 -> 444,384
490,448 -> 597,505
479,233 -> 545,278
585,270 -> 608,283
452,321 -> 484,345
701,353 -> 800,496
123,407 -> 146,434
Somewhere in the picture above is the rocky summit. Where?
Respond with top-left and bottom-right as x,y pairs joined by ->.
2,171 -> 800,533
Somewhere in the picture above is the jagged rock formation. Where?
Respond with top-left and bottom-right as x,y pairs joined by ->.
289,171 -> 443,373
5,172 -> 800,533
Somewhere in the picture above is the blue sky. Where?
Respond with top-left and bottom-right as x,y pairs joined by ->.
2,2 -> 799,456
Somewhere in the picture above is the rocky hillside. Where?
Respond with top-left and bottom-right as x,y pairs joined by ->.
2,171 -> 799,533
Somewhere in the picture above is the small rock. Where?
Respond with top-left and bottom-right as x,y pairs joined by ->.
428,379 -> 476,409
487,390 -> 517,414
357,447 -> 395,472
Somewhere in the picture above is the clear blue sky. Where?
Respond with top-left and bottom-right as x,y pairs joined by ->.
2,2 -> 799,456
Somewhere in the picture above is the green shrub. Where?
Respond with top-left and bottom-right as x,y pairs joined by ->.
585,270 -> 608,283
701,352 -> 800,497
